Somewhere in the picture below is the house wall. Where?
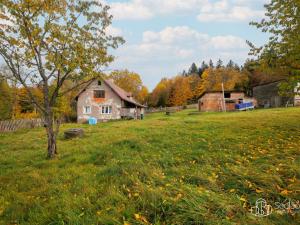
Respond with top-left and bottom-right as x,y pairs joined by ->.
253,81 -> 291,108
77,80 -> 122,123
198,92 -> 245,112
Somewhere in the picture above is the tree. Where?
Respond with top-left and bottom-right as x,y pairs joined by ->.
149,78 -> 172,107
216,59 -> 223,68
188,63 -> 198,75
0,0 -> 123,158
199,61 -> 208,77
249,0 -> 300,95
209,59 -> 214,68
168,76 -> 193,106
136,86 -> 149,105
226,60 -> 234,69
0,78 -> 13,120
108,70 -> 147,102
200,68 -> 249,95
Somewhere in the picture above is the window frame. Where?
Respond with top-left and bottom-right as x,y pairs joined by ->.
83,106 -> 91,114
101,105 -> 112,114
94,90 -> 105,99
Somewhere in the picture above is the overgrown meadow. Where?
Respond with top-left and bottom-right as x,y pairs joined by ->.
0,108 -> 299,225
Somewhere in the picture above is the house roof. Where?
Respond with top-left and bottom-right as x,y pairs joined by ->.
252,79 -> 286,88
76,78 -> 146,108
199,90 -> 244,98
103,79 -> 146,108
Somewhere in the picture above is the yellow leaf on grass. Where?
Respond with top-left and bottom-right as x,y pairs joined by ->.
134,213 -> 148,223
256,188 -> 264,193
240,197 -> 247,202
280,189 -> 292,195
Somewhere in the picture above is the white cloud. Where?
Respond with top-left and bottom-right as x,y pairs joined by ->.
197,1 -> 265,22
110,26 -> 249,88
106,0 -> 267,22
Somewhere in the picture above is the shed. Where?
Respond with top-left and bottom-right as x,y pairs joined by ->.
252,80 -> 291,108
198,91 -> 246,112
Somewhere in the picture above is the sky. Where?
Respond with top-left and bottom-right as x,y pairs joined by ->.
103,0 -> 270,90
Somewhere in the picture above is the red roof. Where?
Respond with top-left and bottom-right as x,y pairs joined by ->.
103,79 -> 146,108
76,78 -> 146,108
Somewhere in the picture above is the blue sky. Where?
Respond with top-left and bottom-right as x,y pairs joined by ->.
104,0 -> 270,90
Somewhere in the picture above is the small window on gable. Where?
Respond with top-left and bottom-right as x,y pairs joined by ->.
94,90 -> 105,98
224,93 -> 231,98
98,80 -> 102,86
84,106 -> 91,114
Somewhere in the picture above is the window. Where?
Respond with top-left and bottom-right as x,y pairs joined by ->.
94,90 -> 105,98
224,93 -> 231,98
98,80 -> 102,86
101,106 -> 112,114
83,106 -> 91,114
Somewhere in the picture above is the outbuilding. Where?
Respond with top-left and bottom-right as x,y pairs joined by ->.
198,91 -> 250,112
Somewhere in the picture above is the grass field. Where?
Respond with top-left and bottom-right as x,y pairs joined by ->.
0,108 -> 300,225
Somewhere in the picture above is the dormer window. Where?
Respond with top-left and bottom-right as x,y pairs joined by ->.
98,80 -> 102,86
94,90 -> 105,98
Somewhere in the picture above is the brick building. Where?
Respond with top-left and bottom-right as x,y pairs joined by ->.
198,91 -> 246,112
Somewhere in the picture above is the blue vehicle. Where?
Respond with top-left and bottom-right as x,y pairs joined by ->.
235,102 -> 254,111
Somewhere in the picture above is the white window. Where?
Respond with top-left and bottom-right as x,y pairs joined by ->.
101,105 -> 112,114
83,106 -> 91,114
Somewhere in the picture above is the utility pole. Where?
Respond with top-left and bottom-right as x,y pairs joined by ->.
222,82 -> 226,112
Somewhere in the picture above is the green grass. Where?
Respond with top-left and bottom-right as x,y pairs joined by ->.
0,108 -> 300,225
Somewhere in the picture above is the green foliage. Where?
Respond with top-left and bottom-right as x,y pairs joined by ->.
0,78 -> 13,120
249,0 -> 300,95
0,108 -> 299,224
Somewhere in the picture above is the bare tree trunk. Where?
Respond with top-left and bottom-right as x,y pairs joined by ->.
47,126 -> 57,158
44,104 -> 61,158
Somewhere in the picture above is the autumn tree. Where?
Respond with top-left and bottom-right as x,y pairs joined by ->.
150,78 -> 172,107
136,86 -> 149,105
108,70 -> 148,104
168,76 -> 193,106
0,0 -> 123,158
200,68 -> 248,95
249,0 -> 300,95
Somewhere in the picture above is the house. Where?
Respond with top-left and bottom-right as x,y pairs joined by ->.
198,91 -> 254,112
253,80 -> 295,108
76,78 -> 146,123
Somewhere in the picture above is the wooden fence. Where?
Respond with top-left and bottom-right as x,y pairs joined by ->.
0,118 -> 44,132
145,104 -> 198,114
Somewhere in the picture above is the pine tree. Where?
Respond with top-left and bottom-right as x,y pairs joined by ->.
188,63 -> 198,75
209,59 -> 214,68
216,59 -> 223,68
199,61 -> 209,77
226,60 -> 235,68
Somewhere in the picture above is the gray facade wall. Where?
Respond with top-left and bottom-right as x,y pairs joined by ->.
77,80 -> 122,123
